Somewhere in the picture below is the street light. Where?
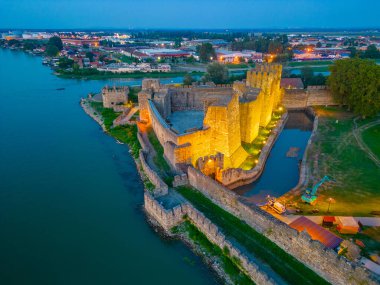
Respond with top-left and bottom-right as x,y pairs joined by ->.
327,197 -> 336,213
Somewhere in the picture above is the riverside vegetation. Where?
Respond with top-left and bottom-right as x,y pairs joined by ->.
176,186 -> 329,285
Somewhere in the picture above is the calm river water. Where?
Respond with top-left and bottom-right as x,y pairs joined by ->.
0,49 -> 219,285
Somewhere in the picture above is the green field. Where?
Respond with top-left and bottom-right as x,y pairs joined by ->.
89,101 -> 141,159
146,129 -> 174,185
284,107 -> 380,216
362,124 -> 380,159
176,186 -> 329,285
173,221 -> 254,285
288,60 -> 334,67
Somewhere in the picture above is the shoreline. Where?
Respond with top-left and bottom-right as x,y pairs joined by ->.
80,98 -> 243,285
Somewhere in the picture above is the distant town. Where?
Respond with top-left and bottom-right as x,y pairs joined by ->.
1,29 -> 379,82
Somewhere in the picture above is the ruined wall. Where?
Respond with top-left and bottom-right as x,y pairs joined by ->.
144,192 -> 276,285
187,167 -> 378,285
283,87 -> 335,109
153,89 -> 171,119
102,86 -> 129,109
307,87 -> 336,106
138,90 -> 153,122
169,85 -> 233,112
139,149 -> 168,196
144,192 -> 187,229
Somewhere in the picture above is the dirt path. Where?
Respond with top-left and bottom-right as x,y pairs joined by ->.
353,117 -> 380,168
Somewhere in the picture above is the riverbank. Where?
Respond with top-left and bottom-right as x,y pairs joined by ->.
58,70 -> 204,80
80,97 -> 249,285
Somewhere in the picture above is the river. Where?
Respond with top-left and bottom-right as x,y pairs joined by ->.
0,49 -> 219,285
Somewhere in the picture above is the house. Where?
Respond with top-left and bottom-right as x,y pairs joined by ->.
336,217 -> 360,234
280,78 -> 304,89
289,216 -> 343,249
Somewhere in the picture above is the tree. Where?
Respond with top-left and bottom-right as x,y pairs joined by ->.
347,46 -> 359,58
8,39 -> 20,47
328,58 -> 380,117
174,38 -> 182,48
47,36 -> 63,51
364,44 -> 380,59
45,45 -> 59,57
300,67 -> 314,86
58,57 -> 74,69
183,73 -> 195,85
197,43 -> 216,62
85,51 -> 95,62
23,41 -> 36,51
185,55 -> 196,63
204,63 -> 228,84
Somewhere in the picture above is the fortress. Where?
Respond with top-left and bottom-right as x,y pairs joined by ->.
102,85 -> 129,111
138,64 -> 284,183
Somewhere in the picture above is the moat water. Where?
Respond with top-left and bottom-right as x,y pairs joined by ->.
0,49 -> 219,285
235,111 -> 314,203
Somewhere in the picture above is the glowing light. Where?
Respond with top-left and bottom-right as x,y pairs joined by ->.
278,106 -> 283,111
210,56 -> 213,60
254,159 -> 259,164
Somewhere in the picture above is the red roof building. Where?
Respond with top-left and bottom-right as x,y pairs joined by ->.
281,78 -> 305,89
289,216 -> 343,249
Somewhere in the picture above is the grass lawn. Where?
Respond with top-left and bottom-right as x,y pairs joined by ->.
288,60 -> 334,67
176,186 -> 329,285
173,221 -> 254,285
362,124 -> 380,160
89,101 -> 141,159
285,107 -> 380,216
147,129 -> 174,185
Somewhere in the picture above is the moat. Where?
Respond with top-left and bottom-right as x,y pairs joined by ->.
235,111 -> 314,203
0,49 -> 220,285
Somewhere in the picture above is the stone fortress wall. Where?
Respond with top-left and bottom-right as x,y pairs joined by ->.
137,132 -> 169,197
138,64 -> 284,181
144,192 -> 276,285
283,85 -> 335,109
101,85 -> 129,111
186,166 -> 378,285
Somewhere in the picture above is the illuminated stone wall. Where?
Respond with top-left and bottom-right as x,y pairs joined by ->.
138,64 -> 284,175
102,86 -> 129,109
246,64 -> 283,127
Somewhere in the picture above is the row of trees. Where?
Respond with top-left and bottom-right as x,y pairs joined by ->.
348,45 -> 380,59
328,58 -> 380,117
45,36 -> 63,57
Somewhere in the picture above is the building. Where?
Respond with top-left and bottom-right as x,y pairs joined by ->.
289,216 -> 343,249
216,50 -> 263,63
336,217 -> 360,234
280,78 -> 304,89
138,64 -> 283,182
138,48 -> 192,60
102,86 -> 129,111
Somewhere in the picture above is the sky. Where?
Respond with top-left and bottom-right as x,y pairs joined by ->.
0,0 -> 379,30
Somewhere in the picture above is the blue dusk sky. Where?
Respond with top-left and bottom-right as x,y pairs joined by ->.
0,0 -> 379,29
